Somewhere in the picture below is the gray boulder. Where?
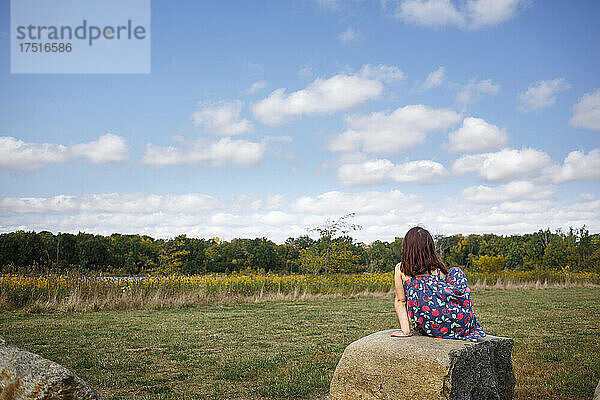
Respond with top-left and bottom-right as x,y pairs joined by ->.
0,334 -> 107,400
330,329 -> 515,400
594,379 -> 600,400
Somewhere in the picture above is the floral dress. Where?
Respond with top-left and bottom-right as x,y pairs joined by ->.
403,266 -> 486,341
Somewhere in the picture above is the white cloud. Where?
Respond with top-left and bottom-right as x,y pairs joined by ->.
554,149 -> 600,183
2,188 -> 599,243
337,159 -> 394,186
461,181 -> 556,204
357,64 -> 405,83
292,190 -> 422,216
257,211 -> 298,226
396,0 -> 465,27
0,137 -> 70,170
517,78 -> 571,112
245,81 -> 267,95
338,27 -> 361,43
465,0 -> 525,29
447,117 -> 508,153
389,160 -> 447,183
394,0 -> 525,30
577,193 -> 597,202
453,148 -> 552,182
229,194 -> 285,213
570,88 -> 600,131
336,158 -> 447,186
329,104 -> 461,154
210,213 -> 247,227
143,137 -> 265,167
498,200 -> 556,214
422,66 -> 445,90
456,79 -> 500,106
71,134 -> 129,164
0,133 -> 128,170
251,65 -> 403,125
0,193 -> 221,214
441,190 -> 600,235
191,100 -> 253,136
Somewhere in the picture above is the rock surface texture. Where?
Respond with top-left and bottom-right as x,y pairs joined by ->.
330,329 -> 515,400
0,334 -> 107,400
594,379 -> 600,400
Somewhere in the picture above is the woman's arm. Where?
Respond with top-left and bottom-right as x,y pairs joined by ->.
392,263 -> 412,337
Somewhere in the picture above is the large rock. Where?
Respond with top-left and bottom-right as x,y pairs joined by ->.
0,334 -> 107,400
594,379 -> 600,400
330,329 -> 515,400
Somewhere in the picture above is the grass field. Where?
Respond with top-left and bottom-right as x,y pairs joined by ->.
1,288 -> 599,399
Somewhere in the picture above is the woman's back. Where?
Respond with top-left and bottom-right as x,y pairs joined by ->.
402,266 -> 486,341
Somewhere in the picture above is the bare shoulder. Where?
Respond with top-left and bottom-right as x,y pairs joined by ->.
394,263 -> 407,281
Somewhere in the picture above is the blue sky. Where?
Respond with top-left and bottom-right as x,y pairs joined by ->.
0,0 -> 599,242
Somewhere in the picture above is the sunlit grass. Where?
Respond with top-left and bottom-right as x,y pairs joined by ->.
1,288 -> 598,399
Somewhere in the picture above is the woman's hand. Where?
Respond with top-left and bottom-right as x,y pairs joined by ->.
390,330 -> 412,337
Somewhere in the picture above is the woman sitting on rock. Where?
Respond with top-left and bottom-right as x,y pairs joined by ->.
391,226 -> 486,341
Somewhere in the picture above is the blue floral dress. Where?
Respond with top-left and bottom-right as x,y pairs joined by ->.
403,266 -> 486,341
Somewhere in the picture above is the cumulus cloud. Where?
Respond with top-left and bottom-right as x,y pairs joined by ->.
251,65 -> 403,125
554,149 -> 600,183
0,133 -> 128,171
191,100 -> 253,135
569,88 -> 600,131
338,27 -> 361,43
461,181 -> 556,204
2,188 -> 599,242
389,160 -> 447,183
497,200 -> 556,214
337,159 -> 394,186
517,78 -> 571,112
394,0 -> 526,30
336,158 -> 449,186
0,193 -> 221,214
0,190 -> 426,242
422,66 -> 445,90
143,137 -> 266,167
329,104 -> 460,155
456,79 -> 500,107
447,117 -> 508,153
396,0 -> 465,27
71,134 -> 129,163
245,81 -> 267,95
452,148 -> 552,182
435,191 -> 600,235
292,189 -> 422,216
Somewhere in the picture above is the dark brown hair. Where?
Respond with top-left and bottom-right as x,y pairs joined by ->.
400,226 -> 448,277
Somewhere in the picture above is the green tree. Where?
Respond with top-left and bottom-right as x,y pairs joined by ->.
151,236 -> 190,275
305,213 -> 362,274
543,236 -> 568,270
472,254 -> 506,273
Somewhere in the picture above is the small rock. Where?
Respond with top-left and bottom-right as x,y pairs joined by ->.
0,334 -> 107,400
330,329 -> 515,400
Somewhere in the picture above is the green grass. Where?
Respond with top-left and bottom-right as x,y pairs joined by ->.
1,288 -> 599,399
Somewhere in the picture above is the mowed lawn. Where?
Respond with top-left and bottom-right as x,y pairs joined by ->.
1,288 -> 599,399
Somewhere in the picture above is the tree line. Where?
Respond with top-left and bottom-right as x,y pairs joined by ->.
0,226 -> 598,275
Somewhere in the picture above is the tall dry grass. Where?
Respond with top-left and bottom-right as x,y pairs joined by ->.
1,270 -> 598,312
